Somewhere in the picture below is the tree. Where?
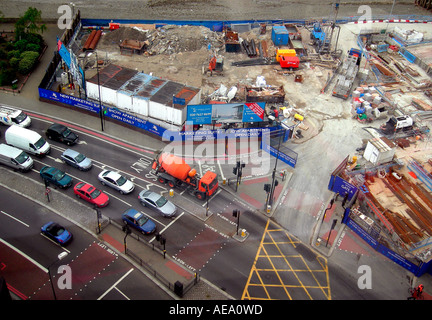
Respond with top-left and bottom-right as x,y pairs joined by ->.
15,7 -> 46,41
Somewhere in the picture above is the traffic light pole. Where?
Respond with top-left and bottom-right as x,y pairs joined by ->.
268,125 -> 284,206
233,161 -> 245,192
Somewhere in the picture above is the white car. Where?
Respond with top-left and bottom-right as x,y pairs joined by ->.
98,170 -> 135,194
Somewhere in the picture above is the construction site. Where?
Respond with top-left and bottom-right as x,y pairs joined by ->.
38,0 -> 432,276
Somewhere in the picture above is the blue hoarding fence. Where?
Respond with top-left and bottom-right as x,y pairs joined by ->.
39,88 -> 280,141
326,170 -> 432,277
328,174 -> 358,201
260,126 -> 297,168
345,215 -> 429,276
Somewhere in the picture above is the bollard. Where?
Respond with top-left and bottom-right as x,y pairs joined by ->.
169,189 -> 174,197
223,178 -> 226,185
266,205 -> 271,214
241,229 -> 246,237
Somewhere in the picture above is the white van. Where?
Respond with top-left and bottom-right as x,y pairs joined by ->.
0,105 -> 31,127
0,144 -> 34,172
5,125 -> 50,156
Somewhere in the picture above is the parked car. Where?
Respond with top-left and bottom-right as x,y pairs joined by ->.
41,221 -> 73,245
122,208 -> 156,235
98,170 -> 134,194
61,149 -> 92,171
46,123 -> 79,146
138,189 -> 177,218
73,182 -> 109,208
40,166 -> 73,189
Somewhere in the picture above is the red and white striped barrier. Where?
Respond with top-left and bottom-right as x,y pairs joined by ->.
348,19 -> 432,24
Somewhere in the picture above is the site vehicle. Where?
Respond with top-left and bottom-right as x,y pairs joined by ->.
0,105 -> 31,127
0,143 -> 34,172
380,115 -> 414,134
151,152 -> 219,200
5,125 -> 50,157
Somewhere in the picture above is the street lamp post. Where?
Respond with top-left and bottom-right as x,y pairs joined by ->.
47,252 -> 68,300
95,51 -> 104,132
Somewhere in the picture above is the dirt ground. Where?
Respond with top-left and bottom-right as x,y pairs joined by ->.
86,23 -> 330,131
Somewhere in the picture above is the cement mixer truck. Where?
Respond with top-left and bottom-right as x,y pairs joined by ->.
151,152 -> 219,200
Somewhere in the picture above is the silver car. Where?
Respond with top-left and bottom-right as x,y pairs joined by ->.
138,189 -> 177,218
61,149 -> 92,171
98,170 -> 135,194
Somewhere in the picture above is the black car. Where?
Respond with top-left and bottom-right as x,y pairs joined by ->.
46,123 -> 79,146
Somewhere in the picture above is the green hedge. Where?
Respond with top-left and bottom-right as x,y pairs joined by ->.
18,50 -> 39,74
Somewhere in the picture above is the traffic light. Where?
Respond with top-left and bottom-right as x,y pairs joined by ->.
233,167 -> 237,175
264,184 -> 271,192
233,209 -> 239,218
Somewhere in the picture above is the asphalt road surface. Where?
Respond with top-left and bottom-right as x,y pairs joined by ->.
0,186 -> 173,300
1,0 -> 429,21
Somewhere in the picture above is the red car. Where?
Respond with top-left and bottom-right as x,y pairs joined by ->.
73,182 -> 109,207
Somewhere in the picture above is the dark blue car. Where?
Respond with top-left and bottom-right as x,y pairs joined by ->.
41,222 -> 72,245
122,208 -> 156,235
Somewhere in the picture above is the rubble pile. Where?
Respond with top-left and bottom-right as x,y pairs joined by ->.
99,27 -> 148,47
145,25 -> 225,55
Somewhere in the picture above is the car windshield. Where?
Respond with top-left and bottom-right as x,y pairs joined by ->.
62,128 -> 71,137
74,153 -> 85,163
90,188 -> 101,199
116,176 -> 127,186
15,152 -> 29,164
137,216 -> 149,226
155,196 -> 168,207
15,112 -> 27,123
34,137 -> 46,149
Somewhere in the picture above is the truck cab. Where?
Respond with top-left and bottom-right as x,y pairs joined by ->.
0,106 -> 31,128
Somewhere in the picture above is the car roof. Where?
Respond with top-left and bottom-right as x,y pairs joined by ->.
42,166 -> 58,173
63,148 -> 80,157
76,182 -> 93,191
104,170 -> 122,179
143,190 -> 161,201
49,123 -> 67,131
123,208 -> 141,219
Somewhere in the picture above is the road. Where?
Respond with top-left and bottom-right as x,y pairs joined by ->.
0,186 -> 173,300
0,112 -> 269,299
0,109 -> 340,300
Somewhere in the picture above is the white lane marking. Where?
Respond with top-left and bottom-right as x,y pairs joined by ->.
1,210 -> 30,228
